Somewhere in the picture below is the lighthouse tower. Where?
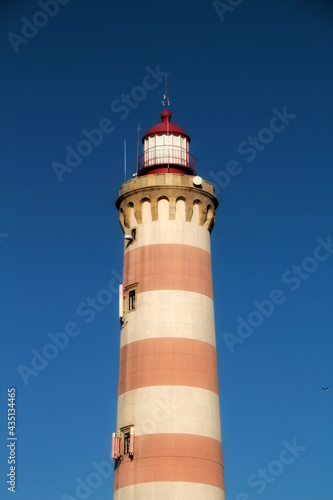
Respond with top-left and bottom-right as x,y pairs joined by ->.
112,103 -> 224,500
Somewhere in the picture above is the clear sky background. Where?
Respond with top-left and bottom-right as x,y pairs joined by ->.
1,0 -> 332,499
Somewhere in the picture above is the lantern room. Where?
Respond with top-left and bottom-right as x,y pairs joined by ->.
137,109 -> 196,176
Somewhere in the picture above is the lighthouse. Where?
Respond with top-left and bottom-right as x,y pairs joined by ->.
112,102 -> 225,500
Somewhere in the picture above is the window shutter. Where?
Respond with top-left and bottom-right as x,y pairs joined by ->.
119,285 -> 124,320
111,433 -> 116,459
111,432 -> 121,459
129,426 -> 134,456
115,435 -> 120,458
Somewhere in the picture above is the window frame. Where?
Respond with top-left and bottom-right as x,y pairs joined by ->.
129,290 -> 136,311
125,283 -> 138,314
131,227 -> 137,241
120,425 -> 134,457
123,431 -> 130,455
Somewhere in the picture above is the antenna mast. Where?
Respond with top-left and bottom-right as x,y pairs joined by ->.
136,122 -> 142,175
124,140 -> 126,182
162,76 -> 170,172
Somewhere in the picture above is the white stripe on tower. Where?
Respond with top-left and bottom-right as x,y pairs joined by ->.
120,290 -> 216,348
114,483 -> 224,500
117,386 -> 222,440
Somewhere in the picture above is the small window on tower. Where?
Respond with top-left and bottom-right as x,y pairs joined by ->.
125,283 -> 138,314
129,290 -> 136,310
123,432 -> 130,454
131,228 -> 137,240
121,425 -> 134,456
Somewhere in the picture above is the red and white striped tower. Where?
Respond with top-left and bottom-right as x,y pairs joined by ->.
113,104 -> 224,500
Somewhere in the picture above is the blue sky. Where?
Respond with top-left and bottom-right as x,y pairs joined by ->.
1,0 -> 332,499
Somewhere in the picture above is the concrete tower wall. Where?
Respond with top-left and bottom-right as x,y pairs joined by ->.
114,173 -> 224,500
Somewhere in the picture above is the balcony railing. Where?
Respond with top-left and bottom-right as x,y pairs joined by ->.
137,146 -> 196,175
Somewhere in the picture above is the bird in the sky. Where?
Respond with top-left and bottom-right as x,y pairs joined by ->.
322,386 -> 330,391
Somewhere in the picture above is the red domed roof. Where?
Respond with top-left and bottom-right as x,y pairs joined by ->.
142,109 -> 191,142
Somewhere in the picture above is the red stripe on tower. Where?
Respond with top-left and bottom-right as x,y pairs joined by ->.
123,244 -> 214,299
